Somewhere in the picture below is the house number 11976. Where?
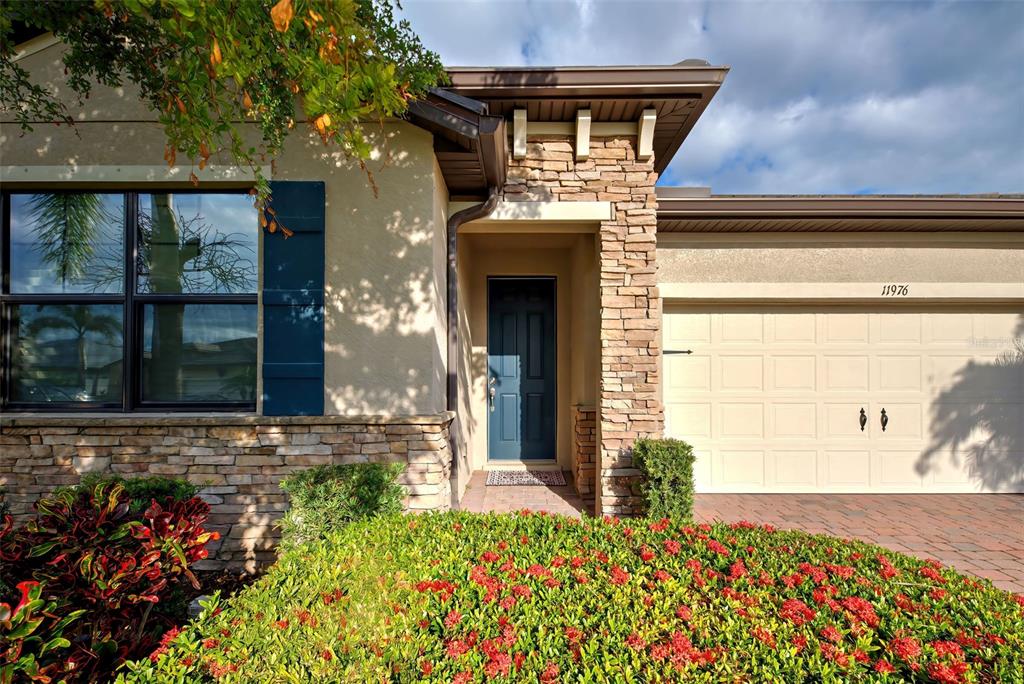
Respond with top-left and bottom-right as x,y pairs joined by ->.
880,284 -> 910,296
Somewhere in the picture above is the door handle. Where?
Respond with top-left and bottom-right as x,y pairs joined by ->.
488,377 -> 497,412
859,407 -> 867,432
880,408 -> 889,432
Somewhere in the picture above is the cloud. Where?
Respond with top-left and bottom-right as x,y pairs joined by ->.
399,0 -> 1024,193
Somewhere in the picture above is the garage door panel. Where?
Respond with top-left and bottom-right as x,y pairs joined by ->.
720,355 -> 764,391
771,403 -> 817,439
770,355 -> 816,391
664,307 -> 1023,494
770,314 -> 816,343
693,449 -> 713,490
718,450 -> 765,486
720,403 -> 765,438
772,450 -> 818,487
824,450 -> 871,488
824,314 -> 870,343
823,356 -> 870,391
874,356 -> 923,392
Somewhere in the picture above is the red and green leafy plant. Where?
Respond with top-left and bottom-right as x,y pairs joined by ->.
120,512 -> 1023,683
1,480 -> 217,682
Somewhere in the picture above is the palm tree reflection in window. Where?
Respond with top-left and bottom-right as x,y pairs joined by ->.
15,304 -> 122,403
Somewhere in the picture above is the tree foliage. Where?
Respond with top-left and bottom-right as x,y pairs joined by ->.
0,0 -> 446,219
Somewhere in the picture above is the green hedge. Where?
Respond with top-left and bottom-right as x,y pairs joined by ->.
58,474 -> 200,515
633,437 -> 696,519
119,512 -> 1024,682
278,463 -> 405,544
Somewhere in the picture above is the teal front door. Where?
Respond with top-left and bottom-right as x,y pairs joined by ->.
487,278 -> 557,460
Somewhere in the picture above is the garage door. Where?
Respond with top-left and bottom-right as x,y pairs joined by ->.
663,306 -> 1023,493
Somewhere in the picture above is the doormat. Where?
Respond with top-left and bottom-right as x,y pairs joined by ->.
485,470 -> 567,487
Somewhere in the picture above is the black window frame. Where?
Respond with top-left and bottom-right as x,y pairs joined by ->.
0,189 -> 259,413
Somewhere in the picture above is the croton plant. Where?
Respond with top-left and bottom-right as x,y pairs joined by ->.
121,511 -> 1023,683
0,480 -> 217,683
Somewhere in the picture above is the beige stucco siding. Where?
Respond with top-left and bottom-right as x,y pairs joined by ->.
2,40 -> 450,417
658,233 -> 1024,285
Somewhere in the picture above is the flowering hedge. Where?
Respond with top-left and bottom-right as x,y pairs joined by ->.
120,512 -> 1024,683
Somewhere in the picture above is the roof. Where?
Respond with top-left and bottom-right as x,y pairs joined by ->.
656,189 -> 1024,233
444,62 -> 728,181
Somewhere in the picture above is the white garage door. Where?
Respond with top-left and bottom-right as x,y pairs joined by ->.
663,306 -> 1023,493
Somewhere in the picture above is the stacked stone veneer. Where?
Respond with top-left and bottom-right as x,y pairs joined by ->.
573,406 -> 596,501
504,135 -> 664,516
0,413 -> 454,570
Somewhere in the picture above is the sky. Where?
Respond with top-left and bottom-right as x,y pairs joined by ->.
399,0 -> 1024,194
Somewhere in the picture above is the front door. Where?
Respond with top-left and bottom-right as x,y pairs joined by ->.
487,277 -> 557,460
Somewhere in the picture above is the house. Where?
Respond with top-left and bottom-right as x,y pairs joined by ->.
2,35 -> 1022,568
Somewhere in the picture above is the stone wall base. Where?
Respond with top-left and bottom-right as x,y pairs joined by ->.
0,413 -> 454,571
573,406 -> 596,502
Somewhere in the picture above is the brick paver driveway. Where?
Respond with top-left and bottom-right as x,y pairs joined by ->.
695,494 -> 1024,593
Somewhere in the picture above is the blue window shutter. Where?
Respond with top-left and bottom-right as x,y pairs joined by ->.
261,181 -> 325,416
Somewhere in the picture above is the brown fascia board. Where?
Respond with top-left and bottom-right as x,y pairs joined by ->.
445,64 -> 729,99
656,194 -> 1024,220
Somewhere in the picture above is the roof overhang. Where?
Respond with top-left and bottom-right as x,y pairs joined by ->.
657,191 -> 1024,232
407,89 -> 507,197
444,63 -> 728,177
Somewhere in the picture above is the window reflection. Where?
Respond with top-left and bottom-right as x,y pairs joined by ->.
141,304 -> 257,403
11,304 -> 123,403
9,193 -> 125,294
136,193 -> 258,294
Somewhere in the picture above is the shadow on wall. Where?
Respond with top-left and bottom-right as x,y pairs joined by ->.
918,315 -> 1024,492
297,127 -> 443,415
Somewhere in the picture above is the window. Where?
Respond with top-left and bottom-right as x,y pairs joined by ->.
1,191 -> 258,411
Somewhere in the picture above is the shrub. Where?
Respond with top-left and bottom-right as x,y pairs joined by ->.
59,474 -> 200,515
633,437 -> 696,519
121,512 -> 1024,683
278,463 -> 405,544
0,480 -> 217,682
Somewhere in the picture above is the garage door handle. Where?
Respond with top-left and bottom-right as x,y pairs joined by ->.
859,408 -> 867,432
880,408 -> 889,432
665,349 -> 694,355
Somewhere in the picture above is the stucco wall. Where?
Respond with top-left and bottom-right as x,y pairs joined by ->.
658,234 -> 1024,284
1,40 -> 449,418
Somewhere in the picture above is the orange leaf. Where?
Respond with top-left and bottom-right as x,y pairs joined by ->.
270,0 -> 294,33
242,91 -> 253,110
210,38 -> 222,67
175,96 -> 186,114
189,171 -> 200,187
268,219 -> 278,233
281,225 -> 295,238
313,113 -> 331,135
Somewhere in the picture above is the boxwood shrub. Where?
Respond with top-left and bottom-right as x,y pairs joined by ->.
633,437 -> 696,519
278,463 -> 405,544
121,512 -> 1023,683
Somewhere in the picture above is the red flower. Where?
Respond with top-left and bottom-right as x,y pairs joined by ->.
920,566 -> 946,584
649,518 -> 670,532
663,539 -> 682,555
821,626 -> 843,643
751,626 -> 776,648
706,540 -> 730,556
609,566 -> 630,585
445,609 -> 462,629
420,660 -> 433,675
639,546 -> 656,562
874,659 -> 896,673
928,661 -> 969,683
780,598 -> 816,626
481,550 -> 500,563
564,626 -> 584,643
792,635 -> 808,652
931,641 -> 963,658
877,555 -> 899,580
321,650 -> 332,661
653,569 -> 671,583
840,596 -> 879,627
274,619 -> 289,629
202,638 -> 219,649
676,605 -> 692,621
625,632 -> 646,650
526,564 -> 550,577
513,652 -> 525,669
453,672 -> 473,684
728,560 -> 747,580
930,588 -> 948,601
889,636 -> 922,661
540,662 -> 560,684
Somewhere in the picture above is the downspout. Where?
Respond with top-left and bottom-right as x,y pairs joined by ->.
447,187 -> 500,508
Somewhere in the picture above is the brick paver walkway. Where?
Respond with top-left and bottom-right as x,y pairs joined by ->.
459,474 -> 1023,593
459,471 -> 587,517
695,494 -> 1024,593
